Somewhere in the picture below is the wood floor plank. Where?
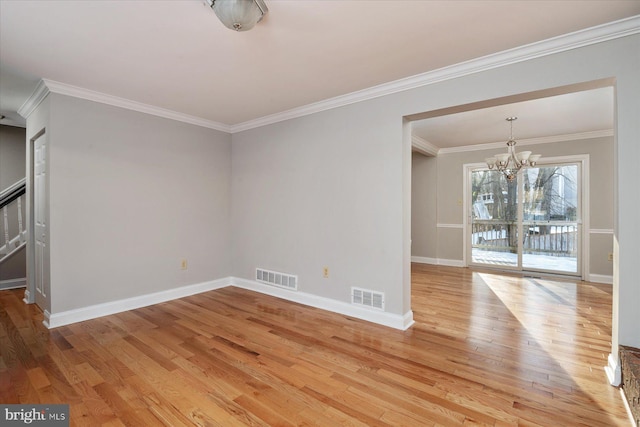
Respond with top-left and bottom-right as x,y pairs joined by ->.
0,264 -> 632,426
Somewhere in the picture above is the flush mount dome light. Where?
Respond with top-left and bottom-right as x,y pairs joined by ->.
205,0 -> 268,32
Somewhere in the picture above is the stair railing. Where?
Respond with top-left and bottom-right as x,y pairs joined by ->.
0,178 -> 27,264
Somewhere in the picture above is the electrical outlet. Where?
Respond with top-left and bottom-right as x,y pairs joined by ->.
607,252 -> 613,261
323,267 -> 329,278
180,258 -> 188,270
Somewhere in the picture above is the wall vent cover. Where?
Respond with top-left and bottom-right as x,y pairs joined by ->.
351,287 -> 385,311
256,268 -> 298,291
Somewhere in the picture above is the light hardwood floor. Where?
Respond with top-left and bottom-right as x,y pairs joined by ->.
0,264 -> 631,426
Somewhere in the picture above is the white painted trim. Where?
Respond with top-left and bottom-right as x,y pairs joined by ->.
411,256 -> 465,268
620,388 -> 637,426
437,223 -> 464,229
411,135 -> 439,156
43,310 -> 52,329
16,17 -> 639,133
462,156 -> 590,278
588,274 -> 613,285
17,80 -> 50,119
231,16 -> 640,133
231,277 -> 414,330
590,228 -> 614,234
20,79 -> 232,133
41,276 -> 415,331
0,277 -> 27,290
44,278 -> 230,329
23,289 -> 31,304
438,129 -> 613,155
411,256 -> 438,265
605,352 -> 622,386
438,259 -> 466,268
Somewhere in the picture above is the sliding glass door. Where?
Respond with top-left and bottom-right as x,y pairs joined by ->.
469,162 -> 580,276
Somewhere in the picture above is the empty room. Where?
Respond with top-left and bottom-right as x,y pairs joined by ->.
1,1 -> 639,425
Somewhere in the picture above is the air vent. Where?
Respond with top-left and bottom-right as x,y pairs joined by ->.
351,287 -> 385,311
256,268 -> 298,291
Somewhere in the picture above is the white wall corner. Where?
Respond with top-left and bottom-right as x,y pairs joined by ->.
605,352 -> 621,386
230,276 -> 412,331
45,278 -> 231,329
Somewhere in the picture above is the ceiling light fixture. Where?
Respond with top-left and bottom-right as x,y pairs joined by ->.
205,0 -> 268,32
485,117 -> 541,181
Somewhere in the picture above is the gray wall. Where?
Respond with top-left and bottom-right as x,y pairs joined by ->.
45,94 -> 232,313
0,124 -> 26,283
20,32 -> 640,355
412,136 -> 614,277
411,152 -> 437,259
0,125 -> 26,189
231,34 -> 640,352
231,105 -> 406,314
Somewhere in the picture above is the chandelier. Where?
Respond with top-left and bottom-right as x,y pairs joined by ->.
485,117 -> 541,181
206,0 -> 268,32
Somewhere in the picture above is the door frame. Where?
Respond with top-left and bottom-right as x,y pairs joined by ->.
463,154 -> 590,279
25,127 -> 50,313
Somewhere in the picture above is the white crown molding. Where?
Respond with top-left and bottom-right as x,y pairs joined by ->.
231,276 -> 414,330
411,135 -> 439,156
15,16 -> 639,134
20,79 -> 233,133
231,16 -> 640,133
17,79 -> 50,119
437,129 -> 614,155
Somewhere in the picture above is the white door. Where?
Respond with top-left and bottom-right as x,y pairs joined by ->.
33,133 -> 50,309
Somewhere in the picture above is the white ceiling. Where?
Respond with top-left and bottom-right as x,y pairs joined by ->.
411,87 -> 615,150
1,1 -> 639,134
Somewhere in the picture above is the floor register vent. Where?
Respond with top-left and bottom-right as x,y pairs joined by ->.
351,287 -> 385,311
256,268 -> 298,291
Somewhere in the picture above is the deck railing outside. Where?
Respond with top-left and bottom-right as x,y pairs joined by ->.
472,220 -> 578,257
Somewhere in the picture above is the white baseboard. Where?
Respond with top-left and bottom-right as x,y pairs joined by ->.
411,256 -> 465,268
231,277 -> 414,331
0,277 -> 27,290
605,352 -> 621,386
620,388 -> 637,427
43,276 -> 415,332
411,256 -> 438,265
23,289 -> 32,304
588,274 -> 613,285
438,259 -> 465,267
44,278 -> 231,329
